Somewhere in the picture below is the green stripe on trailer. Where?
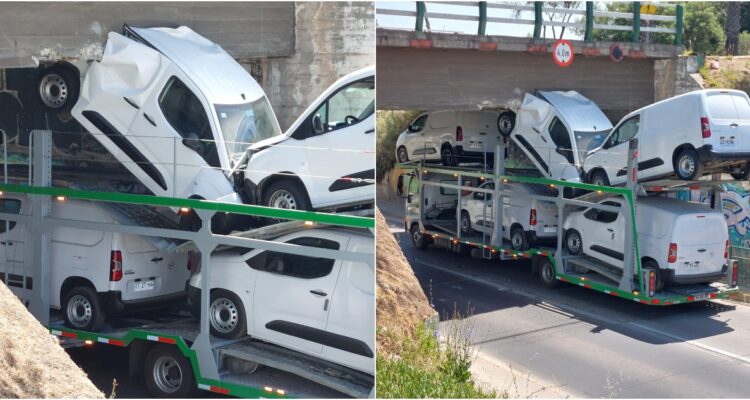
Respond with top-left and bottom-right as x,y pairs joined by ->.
49,326 -> 289,398
421,229 -> 737,306
0,183 -> 374,229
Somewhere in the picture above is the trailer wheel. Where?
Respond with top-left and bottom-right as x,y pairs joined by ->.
37,64 -> 79,113
565,229 -> 583,256
510,225 -> 530,251
537,258 -> 559,288
144,344 -> 195,398
460,211 -> 472,235
209,289 -> 247,339
674,147 -> 703,180
730,162 -> 750,180
62,286 -> 105,332
410,224 -> 429,250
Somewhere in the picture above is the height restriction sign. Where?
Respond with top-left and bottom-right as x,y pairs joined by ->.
552,39 -> 574,67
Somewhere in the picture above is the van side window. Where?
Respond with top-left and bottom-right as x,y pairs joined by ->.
159,76 -> 220,168
607,116 -> 640,148
409,115 -> 428,133
312,77 -> 374,134
548,118 -> 574,164
246,236 -> 340,279
0,199 -> 21,233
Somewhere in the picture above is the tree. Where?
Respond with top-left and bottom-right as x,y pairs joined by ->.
684,3 -> 726,54
726,2 -> 741,55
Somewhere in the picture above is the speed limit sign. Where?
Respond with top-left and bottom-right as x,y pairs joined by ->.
552,39 -> 574,67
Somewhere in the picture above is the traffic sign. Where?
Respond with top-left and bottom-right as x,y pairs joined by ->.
610,43 -> 624,62
552,39 -> 574,67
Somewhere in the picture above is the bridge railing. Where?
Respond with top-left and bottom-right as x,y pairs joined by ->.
377,1 -> 684,46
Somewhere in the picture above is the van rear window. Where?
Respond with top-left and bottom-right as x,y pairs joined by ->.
706,93 -> 750,120
677,216 -> 725,246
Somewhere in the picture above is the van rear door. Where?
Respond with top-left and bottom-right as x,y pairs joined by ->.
704,91 -> 750,153
671,214 -> 727,277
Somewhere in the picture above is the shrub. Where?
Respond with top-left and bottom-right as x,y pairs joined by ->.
376,110 -> 421,181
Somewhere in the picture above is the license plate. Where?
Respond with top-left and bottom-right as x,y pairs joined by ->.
692,292 -> 709,301
684,262 -> 699,270
543,226 -> 557,233
469,142 -> 481,149
134,280 -> 154,292
720,137 -> 735,146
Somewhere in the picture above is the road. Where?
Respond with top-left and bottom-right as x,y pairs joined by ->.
379,201 -> 750,398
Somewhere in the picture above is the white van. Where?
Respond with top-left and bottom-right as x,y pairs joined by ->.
395,109 -> 513,166
460,182 -> 558,250
70,26 -> 282,230
510,91 -> 612,182
583,89 -> 750,185
241,67 -> 374,211
563,196 -> 728,288
188,227 -> 374,375
0,195 -> 189,331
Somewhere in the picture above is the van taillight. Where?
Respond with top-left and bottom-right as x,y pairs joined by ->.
456,126 -> 463,142
530,209 -> 537,226
110,250 -> 122,282
701,116 -> 711,138
724,240 -> 730,259
668,243 -> 677,263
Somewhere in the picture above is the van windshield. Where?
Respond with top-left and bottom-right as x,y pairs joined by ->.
575,130 -> 611,155
215,96 -> 282,161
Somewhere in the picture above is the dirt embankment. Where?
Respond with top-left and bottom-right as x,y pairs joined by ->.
0,282 -> 103,398
376,209 -> 436,357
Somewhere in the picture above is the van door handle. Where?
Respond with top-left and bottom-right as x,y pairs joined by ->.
310,289 -> 327,297
731,123 -> 739,127
123,97 -> 139,109
606,228 -> 614,232
697,249 -> 706,253
365,128 -> 375,134
479,132 -> 487,135
0,241 -> 12,246
150,257 -> 163,262
143,113 -> 157,127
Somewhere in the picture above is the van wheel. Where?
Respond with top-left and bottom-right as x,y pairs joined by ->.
497,111 -> 516,137
588,170 -> 610,187
410,224 -> 429,250
263,180 -> 311,211
441,146 -> 458,166
460,211 -> 472,235
642,260 -> 664,292
144,344 -> 196,398
510,225 -> 530,251
397,146 -> 409,163
63,286 -> 104,332
565,229 -> 583,255
537,257 -> 559,288
37,64 -> 79,113
674,148 -> 703,180
209,290 -> 247,339
731,162 -> 750,180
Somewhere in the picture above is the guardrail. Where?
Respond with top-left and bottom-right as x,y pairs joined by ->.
377,1 -> 684,45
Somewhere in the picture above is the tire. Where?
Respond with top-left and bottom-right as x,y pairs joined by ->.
588,169 -> 610,187
731,162 -> 750,180
397,146 -> 409,163
642,260 -> 664,292
209,289 -> 247,339
210,212 -> 233,235
565,229 -> 583,256
674,147 -> 703,180
36,64 -> 79,113
410,223 -> 429,250
538,258 -> 559,288
144,344 -> 196,398
178,210 -> 202,232
262,180 -> 312,211
497,111 -> 516,137
460,211 -> 472,235
62,286 -> 105,332
441,146 -> 458,166
510,225 -> 530,251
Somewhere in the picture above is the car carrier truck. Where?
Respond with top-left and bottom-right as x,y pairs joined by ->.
397,138 -> 739,305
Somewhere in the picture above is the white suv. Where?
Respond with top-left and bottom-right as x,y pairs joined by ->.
188,228 -> 374,375
242,67 -> 374,211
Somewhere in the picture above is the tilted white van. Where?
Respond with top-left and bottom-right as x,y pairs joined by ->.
510,91 -> 612,183
187,227 -> 374,375
395,109 -> 513,166
583,89 -> 750,185
563,196 -> 729,288
460,182 -> 558,250
241,67 -> 374,211
0,195 -> 189,331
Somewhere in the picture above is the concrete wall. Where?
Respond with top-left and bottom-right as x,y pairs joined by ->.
377,47 -> 656,123
654,56 -> 703,102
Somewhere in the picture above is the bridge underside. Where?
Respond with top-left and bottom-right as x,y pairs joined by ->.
377,46 -> 656,121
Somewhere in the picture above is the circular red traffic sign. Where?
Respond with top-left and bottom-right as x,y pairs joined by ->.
552,39 -> 574,67
610,43 -> 624,62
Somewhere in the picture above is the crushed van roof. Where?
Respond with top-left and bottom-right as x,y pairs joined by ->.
537,90 -> 613,133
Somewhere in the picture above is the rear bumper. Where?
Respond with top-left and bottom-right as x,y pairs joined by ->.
100,289 -> 187,314
455,146 -> 494,164
696,145 -> 750,163
661,264 -> 728,285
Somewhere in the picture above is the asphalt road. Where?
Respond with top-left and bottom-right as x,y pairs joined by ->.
379,201 -> 750,398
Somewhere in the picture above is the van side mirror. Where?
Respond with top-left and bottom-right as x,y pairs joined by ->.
312,115 -> 325,135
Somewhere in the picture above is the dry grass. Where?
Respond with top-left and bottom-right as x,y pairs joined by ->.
0,282 -> 103,398
700,56 -> 750,92
375,209 -> 436,357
